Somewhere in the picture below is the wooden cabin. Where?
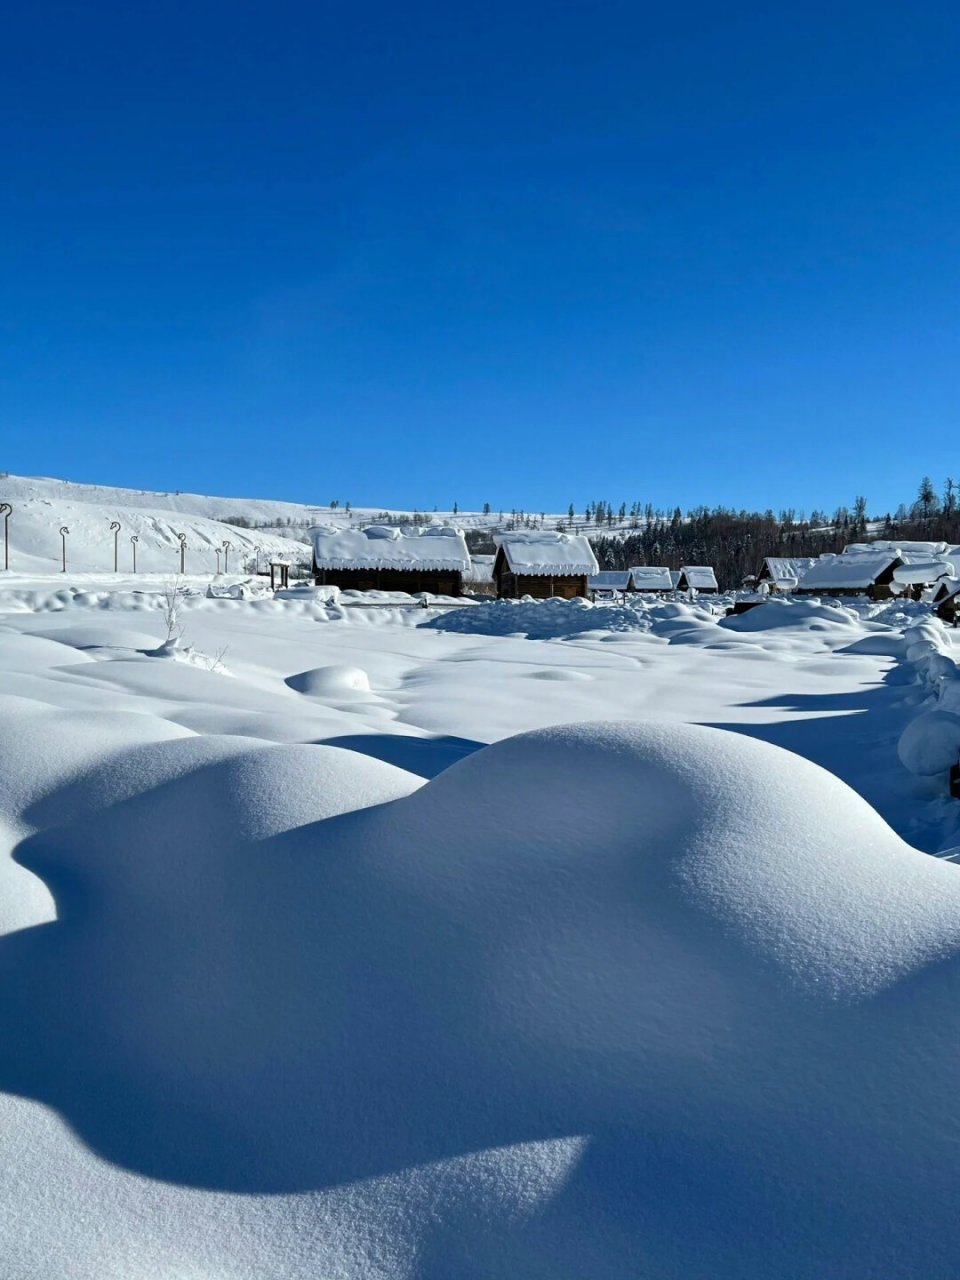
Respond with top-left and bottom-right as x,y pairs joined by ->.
756,557 -> 817,593
627,566 -> 676,594
794,552 -> 902,599
494,532 -> 598,599
310,524 -> 471,596
676,566 -> 719,594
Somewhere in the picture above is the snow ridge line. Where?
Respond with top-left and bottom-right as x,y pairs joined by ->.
896,616 -> 960,780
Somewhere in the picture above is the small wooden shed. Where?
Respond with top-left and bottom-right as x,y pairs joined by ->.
494,532 -> 599,599
310,525 -> 471,596
461,553 -> 496,595
676,566 -> 719,594
588,571 -> 631,600
756,557 -> 817,593
627,566 -> 676,594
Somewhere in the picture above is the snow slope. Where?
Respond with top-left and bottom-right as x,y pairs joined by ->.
0,487 -> 312,575
2,579 -> 960,1276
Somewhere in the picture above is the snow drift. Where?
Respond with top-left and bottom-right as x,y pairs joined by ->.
4,721 -> 960,1275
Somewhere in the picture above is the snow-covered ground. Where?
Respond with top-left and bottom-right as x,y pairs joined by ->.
3,561 -> 960,1276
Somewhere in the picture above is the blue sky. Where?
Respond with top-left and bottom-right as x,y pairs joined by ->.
2,1 -> 959,515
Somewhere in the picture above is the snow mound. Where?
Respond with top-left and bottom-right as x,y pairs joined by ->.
286,664 -> 372,696
6,721 -> 960,1274
898,710 -> 960,775
29,622 -> 163,651
425,598 -> 717,639
719,597 -> 865,631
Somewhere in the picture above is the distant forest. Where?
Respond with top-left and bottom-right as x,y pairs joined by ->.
468,477 -> 960,590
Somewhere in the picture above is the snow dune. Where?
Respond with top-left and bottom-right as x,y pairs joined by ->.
2,717 -> 960,1275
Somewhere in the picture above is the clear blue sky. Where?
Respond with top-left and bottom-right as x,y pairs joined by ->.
2,1 -> 958,516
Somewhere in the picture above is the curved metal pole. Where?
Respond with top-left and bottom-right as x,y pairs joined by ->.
215,548 -> 221,574
110,521 -> 121,572
0,502 -> 11,572
130,534 -> 139,573
222,540 -> 231,574
177,532 -> 186,575
59,526 -> 69,574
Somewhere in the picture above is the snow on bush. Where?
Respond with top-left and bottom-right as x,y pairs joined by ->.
5,721 -> 960,1275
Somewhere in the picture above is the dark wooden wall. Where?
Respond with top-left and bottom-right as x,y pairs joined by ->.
313,564 -> 462,595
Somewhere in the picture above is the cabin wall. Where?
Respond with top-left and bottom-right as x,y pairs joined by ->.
495,570 -> 589,599
313,563 -> 462,595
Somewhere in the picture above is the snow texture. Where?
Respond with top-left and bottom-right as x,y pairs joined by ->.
6,475 -> 960,1277
798,551 -> 901,590
310,524 -> 471,572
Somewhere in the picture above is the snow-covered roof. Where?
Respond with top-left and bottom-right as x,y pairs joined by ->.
799,552 -> 900,590
310,524 -> 471,572
462,553 -> 495,584
844,540 -> 949,558
628,566 -> 674,591
589,571 -> 631,591
762,557 -> 817,587
892,560 -> 956,587
496,531 -> 599,576
678,566 -> 719,590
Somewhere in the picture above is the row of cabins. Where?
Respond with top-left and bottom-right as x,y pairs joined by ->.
752,543 -> 960,613
310,525 -> 721,600
588,566 -> 719,597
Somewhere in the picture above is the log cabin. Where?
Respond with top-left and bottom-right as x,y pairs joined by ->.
494,531 -> 598,599
310,524 -> 471,596
794,552 -> 902,599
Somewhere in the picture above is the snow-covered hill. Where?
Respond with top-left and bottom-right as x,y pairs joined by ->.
0,475 -> 318,575
0,474 -> 639,567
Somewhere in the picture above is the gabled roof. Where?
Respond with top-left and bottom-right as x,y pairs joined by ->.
495,531 -> 599,576
678,566 -> 718,590
627,566 -> 674,591
589,571 -> 631,591
761,557 -> 817,586
798,552 -> 900,590
462,553 -> 496,584
310,524 -> 471,572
